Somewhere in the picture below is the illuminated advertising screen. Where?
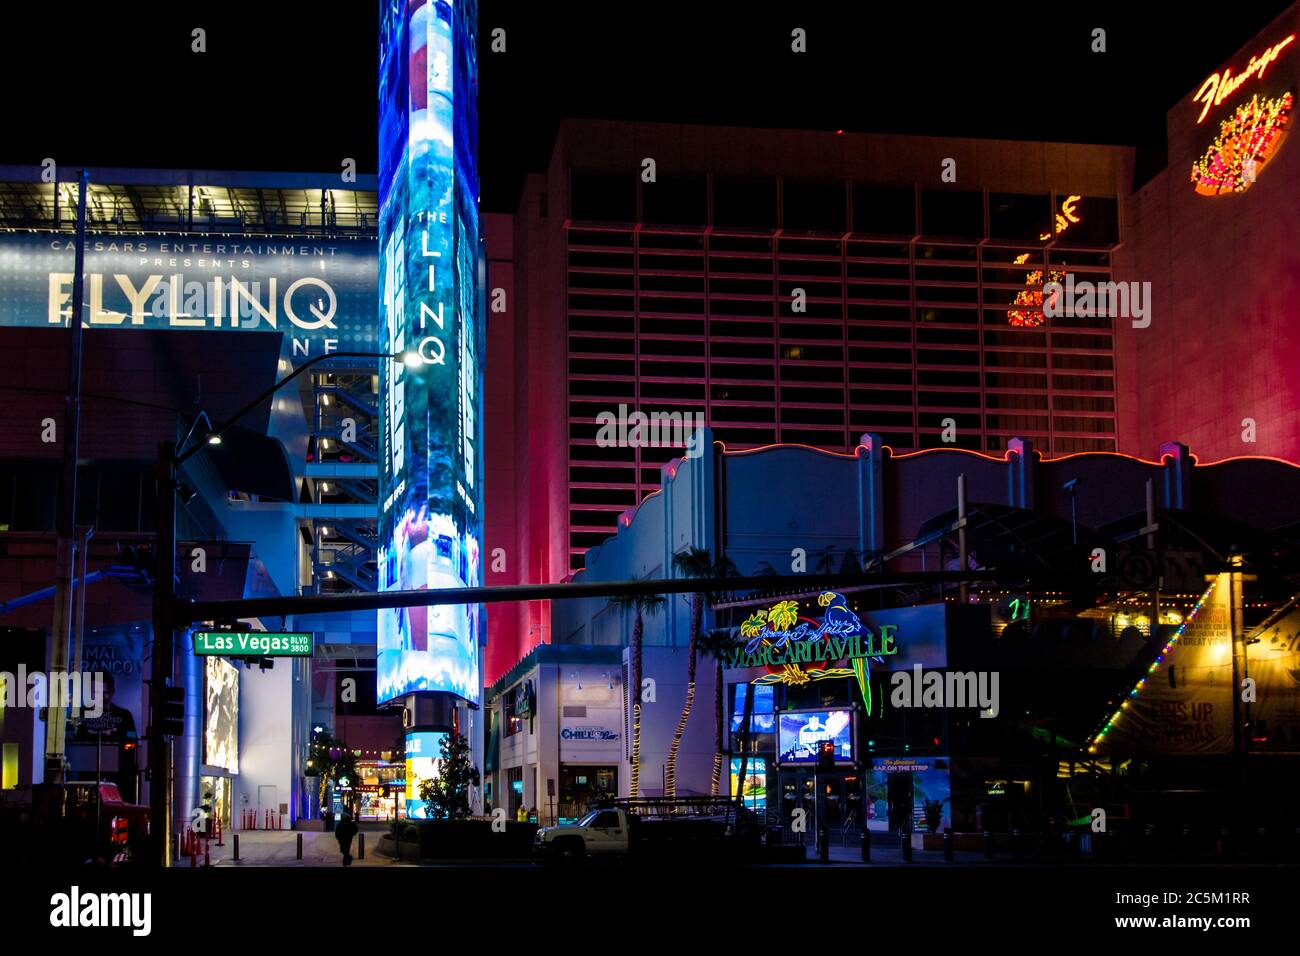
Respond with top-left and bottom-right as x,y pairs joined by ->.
204,657 -> 239,773
729,757 -> 767,810
404,730 -> 447,820
0,232 -> 378,367
730,682 -> 775,734
376,0 -> 483,705
777,709 -> 854,765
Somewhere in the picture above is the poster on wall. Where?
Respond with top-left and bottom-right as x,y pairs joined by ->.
375,0 -> 484,706
867,756 -> 951,832
204,656 -> 239,773
74,628 -> 144,743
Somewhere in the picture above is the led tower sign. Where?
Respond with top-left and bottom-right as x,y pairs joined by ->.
376,0 -> 484,705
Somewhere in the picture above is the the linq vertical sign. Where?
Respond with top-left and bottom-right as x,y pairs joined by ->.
376,0 -> 483,705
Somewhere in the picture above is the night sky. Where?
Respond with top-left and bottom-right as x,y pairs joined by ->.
3,1 -> 1293,210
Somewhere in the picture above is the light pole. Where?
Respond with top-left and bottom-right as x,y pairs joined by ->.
46,169 -> 90,788
148,349 -> 414,867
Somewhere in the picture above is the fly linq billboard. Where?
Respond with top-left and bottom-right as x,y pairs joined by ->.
376,0 -> 483,705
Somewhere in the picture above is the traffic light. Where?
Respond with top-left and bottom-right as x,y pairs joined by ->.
161,686 -> 185,737
817,739 -> 835,772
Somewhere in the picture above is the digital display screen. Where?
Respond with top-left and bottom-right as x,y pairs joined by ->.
203,657 -> 239,773
376,0 -> 483,705
404,731 -> 447,820
730,682 -> 775,734
730,757 -> 767,810
777,709 -> 853,765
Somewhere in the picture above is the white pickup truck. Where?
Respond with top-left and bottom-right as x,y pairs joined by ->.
534,808 -> 633,860
533,799 -> 753,862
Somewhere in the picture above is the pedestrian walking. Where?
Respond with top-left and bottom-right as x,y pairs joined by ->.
335,810 -> 359,866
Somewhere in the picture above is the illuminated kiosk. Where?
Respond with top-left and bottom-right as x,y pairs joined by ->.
377,0 -> 485,817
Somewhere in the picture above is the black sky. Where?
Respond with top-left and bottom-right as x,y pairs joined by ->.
4,1 -> 1294,211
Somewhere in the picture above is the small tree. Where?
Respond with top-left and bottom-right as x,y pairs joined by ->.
417,732 -> 480,820
305,728 -> 357,816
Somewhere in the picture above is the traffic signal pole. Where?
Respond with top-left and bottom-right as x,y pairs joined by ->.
145,351 -> 399,868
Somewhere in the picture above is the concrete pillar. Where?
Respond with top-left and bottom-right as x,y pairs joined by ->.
856,433 -> 886,558
1158,441 -> 1193,510
1005,438 -> 1036,510
176,630 -> 202,838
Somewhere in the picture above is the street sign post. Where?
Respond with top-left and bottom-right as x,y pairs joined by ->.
192,631 -> 314,657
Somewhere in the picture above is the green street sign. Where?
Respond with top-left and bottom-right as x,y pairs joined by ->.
193,631 -> 314,657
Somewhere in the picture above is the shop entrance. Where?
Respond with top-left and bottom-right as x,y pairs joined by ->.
778,770 -> 865,841
886,772 -> 915,832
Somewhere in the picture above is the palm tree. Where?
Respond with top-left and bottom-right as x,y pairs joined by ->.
697,626 -> 743,797
607,585 -> 664,798
664,547 -> 737,798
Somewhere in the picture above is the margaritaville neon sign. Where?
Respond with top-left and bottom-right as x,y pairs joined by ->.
1193,34 -> 1295,123
724,592 -> 898,713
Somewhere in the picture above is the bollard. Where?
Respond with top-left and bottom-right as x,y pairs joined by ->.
943,827 -> 954,862
861,828 -> 870,863
818,827 -> 829,862
359,833 -> 365,861
984,830 -> 994,861
204,838 -> 210,868
297,832 -> 303,860
176,831 -> 182,860
234,834 -> 240,862
901,829 -> 913,863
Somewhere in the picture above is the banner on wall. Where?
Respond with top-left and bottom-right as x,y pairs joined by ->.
73,628 -> 144,743
0,232 -> 378,363
1094,577 -> 1234,756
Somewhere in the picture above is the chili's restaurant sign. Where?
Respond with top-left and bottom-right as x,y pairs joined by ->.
723,592 -> 899,713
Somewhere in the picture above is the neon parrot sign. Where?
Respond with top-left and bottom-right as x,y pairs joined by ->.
725,592 -> 899,713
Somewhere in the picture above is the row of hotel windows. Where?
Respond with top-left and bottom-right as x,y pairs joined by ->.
568,172 -> 1120,245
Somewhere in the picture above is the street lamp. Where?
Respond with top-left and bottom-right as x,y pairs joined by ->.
148,349 -> 409,867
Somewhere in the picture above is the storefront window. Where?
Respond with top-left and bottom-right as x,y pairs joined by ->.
558,765 -> 616,822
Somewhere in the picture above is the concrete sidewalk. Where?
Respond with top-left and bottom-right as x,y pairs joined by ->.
175,825 -> 410,867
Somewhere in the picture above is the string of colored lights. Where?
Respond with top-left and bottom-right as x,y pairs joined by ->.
1085,576 -> 1221,754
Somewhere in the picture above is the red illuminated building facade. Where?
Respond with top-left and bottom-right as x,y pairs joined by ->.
483,4 -> 1300,684
483,127 -> 1130,681
1114,5 -> 1300,463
